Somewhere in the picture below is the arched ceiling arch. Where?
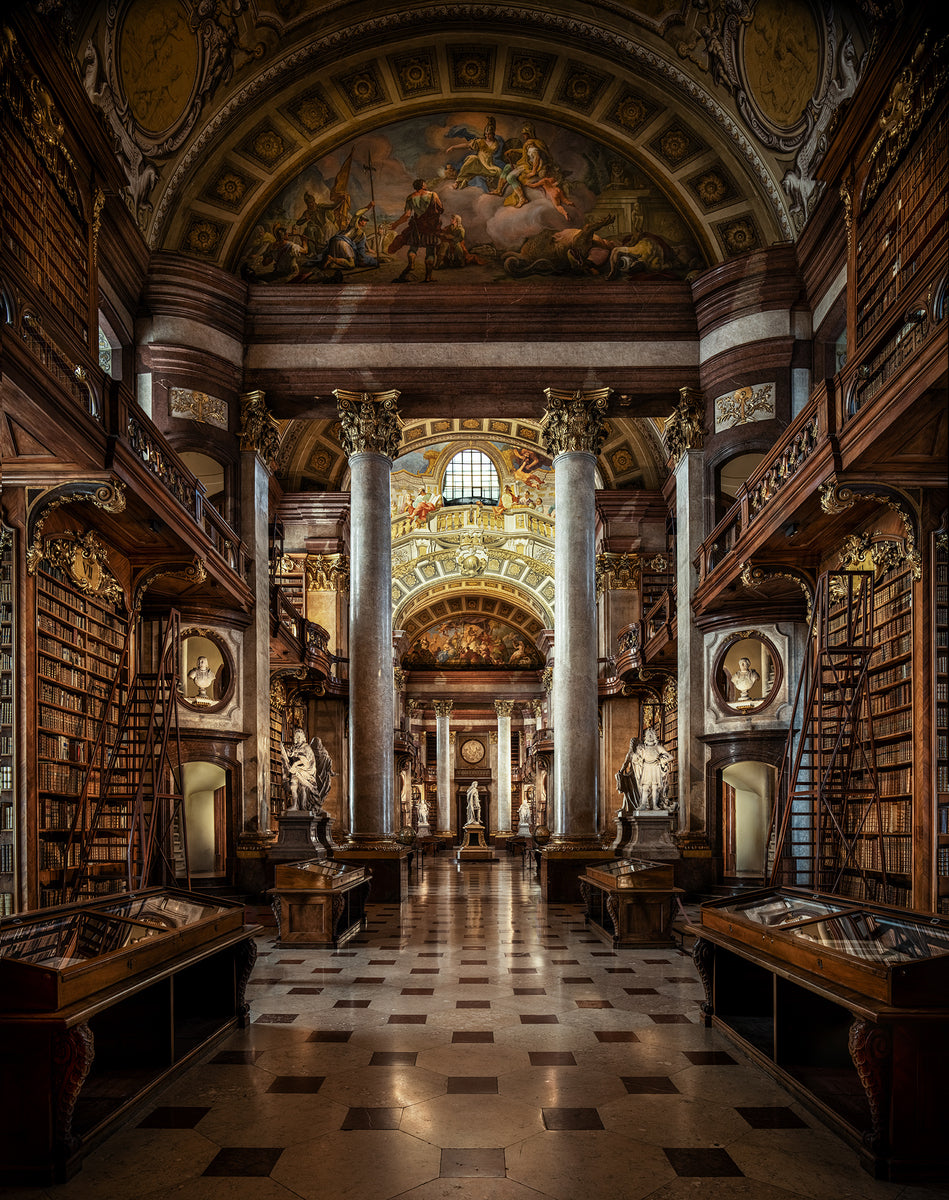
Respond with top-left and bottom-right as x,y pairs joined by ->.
273,414 -> 667,492
74,1 -> 873,274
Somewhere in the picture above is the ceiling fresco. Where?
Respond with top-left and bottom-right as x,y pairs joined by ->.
70,1 -> 873,272
403,615 -> 545,669
236,111 -> 707,284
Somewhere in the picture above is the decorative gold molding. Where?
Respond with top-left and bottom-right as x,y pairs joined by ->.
26,480 -> 126,575
305,552 -> 349,593
739,560 -> 814,622
822,480 -> 922,580
541,388 -> 609,457
542,664 -> 553,693
494,699 -> 515,717
239,390 -> 281,463
335,389 -> 403,458
92,188 -> 105,266
170,387 -> 228,429
394,667 -> 406,691
714,382 -> 774,431
662,678 -> 677,712
595,551 -> 641,596
45,533 -> 124,605
433,700 -> 454,718
131,557 -> 206,614
664,387 -> 705,466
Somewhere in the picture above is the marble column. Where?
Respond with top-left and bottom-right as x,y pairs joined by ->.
331,390 -> 411,899
666,388 -> 712,883
542,388 -> 609,844
495,700 -> 514,836
434,700 -> 453,836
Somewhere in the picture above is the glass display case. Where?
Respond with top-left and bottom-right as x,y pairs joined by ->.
699,886 -> 949,1005
583,856 -> 675,890
580,856 -> 681,947
270,857 -> 371,947
0,887 -> 245,1012
273,857 -> 366,889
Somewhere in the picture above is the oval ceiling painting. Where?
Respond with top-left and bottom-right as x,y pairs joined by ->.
237,111 -> 706,285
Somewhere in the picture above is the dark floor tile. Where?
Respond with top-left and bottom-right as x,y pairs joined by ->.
520,1014 -> 559,1024
389,1014 -> 427,1024
664,1147 -> 743,1177
666,975 -> 698,983
736,1106 -> 808,1129
255,1013 -> 298,1024
440,1148 -> 506,1178
267,1075 -> 325,1094
203,1147 -> 283,1177
371,1051 -> 418,1066
353,977 -> 386,984
529,1052 -> 576,1066
457,999 -> 491,1009
209,1051 -> 261,1065
622,1076 -> 679,1094
543,1107 -> 603,1130
370,959 -> 396,965
644,958 -> 671,964
459,976 -> 491,984
335,1000 -> 372,1009
649,1013 -> 691,1024
411,968 -> 440,974
682,1051 -> 738,1066
287,987 -> 323,995
461,959 -> 487,965
604,968 -> 635,974
277,958 -> 305,964
576,1000 -> 613,1009
247,978 -> 280,986
624,987 -> 658,995
453,1031 -> 494,1043
594,1030 -> 640,1043
418,952 -> 443,957
311,967 -> 342,974
342,1107 -> 402,1130
447,1076 -> 498,1094
562,976 -> 594,984
308,1030 -> 353,1042
402,987 -> 434,996
590,951 -> 618,957
138,1106 -> 210,1129
513,987 -> 546,996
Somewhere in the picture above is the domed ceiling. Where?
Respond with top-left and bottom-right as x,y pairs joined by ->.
71,0 -> 873,278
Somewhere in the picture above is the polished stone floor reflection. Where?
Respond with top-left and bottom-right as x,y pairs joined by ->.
18,857 -> 948,1200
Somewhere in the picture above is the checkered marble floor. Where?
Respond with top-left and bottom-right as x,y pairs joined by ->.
16,858 -> 948,1200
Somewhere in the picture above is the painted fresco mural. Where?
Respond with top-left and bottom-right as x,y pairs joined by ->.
404,617 -> 544,668
237,112 -> 706,284
391,442 -> 555,525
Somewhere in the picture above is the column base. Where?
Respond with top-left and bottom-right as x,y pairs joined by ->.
333,842 -> 412,902
539,842 -> 615,902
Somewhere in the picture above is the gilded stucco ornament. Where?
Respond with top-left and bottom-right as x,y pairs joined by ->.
270,678 -> 288,711
335,390 -> 404,458
595,552 -> 641,597
740,560 -> 813,622
305,553 -> 349,593
26,480 -> 126,575
664,387 -> 706,467
541,389 -> 609,457
433,700 -> 454,718
45,533 -> 124,605
714,383 -> 774,431
169,387 -> 228,429
239,391 -> 281,464
131,557 -> 206,614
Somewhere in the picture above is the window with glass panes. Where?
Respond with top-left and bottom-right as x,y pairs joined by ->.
443,450 -> 499,505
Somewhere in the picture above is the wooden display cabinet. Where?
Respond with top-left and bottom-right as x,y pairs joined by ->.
690,887 -> 949,1182
579,857 -> 681,947
270,858 -> 371,948
0,888 -> 259,1184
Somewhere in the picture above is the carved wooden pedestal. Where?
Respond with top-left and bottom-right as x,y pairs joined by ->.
580,859 -> 680,947
458,822 -> 496,861
270,859 -> 371,948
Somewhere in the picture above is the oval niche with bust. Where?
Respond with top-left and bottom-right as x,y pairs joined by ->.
714,632 -> 781,714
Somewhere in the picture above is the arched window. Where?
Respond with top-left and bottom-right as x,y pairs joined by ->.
442,449 -> 499,506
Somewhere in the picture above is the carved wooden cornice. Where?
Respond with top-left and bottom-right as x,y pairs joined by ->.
335,389 -> 403,458
541,388 -> 610,457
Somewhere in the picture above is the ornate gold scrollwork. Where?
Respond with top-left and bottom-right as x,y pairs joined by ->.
131,557 -> 206,614
305,553 -> 349,593
26,480 -> 127,576
740,560 -> 814,622
664,387 -> 705,467
239,390 -> 281,464
45,532 -> 124,605
595,551 -> 641,596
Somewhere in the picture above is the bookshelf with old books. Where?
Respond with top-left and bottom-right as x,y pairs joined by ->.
34,564 -> 130,908
1,532 -> 16,916
934,534 -> 949,915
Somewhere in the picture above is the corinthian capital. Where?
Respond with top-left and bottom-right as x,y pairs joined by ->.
541,388 -> 610,457
494,699 -> 515,718
433,700 -> 454,718
239,390 -> 281,463
664,387 -> 706,467
335,389 -> 403,458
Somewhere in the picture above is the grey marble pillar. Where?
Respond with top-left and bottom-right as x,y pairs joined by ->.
542,388 -> 609,842
335,389 -> 402,841
667,388 -> 708,839
495,700 -> 513,834
434,700 -> 453,835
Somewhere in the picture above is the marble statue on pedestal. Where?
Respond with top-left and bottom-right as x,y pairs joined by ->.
466,779 -> 481,824
281,728 -> 335,813
616,727 -> 673,812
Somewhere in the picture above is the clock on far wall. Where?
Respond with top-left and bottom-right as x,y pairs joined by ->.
460,738 -> 484,764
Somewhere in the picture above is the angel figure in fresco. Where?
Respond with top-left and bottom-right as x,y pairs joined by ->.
445,117 -> 507,192
507,446 -> 545,488
496,123 -> 577,220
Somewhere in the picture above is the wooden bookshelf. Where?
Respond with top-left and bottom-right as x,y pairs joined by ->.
0,532 -> 16,915
934,534 -> 949,915
854,94 -> 949,349
35,566 -> 129,907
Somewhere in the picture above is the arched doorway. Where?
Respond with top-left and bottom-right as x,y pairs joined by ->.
182,761 -> 228,877
721,760 -> 775,878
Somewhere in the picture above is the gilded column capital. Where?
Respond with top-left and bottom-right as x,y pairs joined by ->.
664,387 -> 706,467
433,700 -> 454,718
494,699 -> 515,718
305,552 -> 349,593
239,390 -> 281,464
541,388 -> 610,457
335,389 -> 403,458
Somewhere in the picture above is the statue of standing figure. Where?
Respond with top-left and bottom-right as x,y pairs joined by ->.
616,726 -> 673,812
466,779 -> 481,824
281,728 -> 335,813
